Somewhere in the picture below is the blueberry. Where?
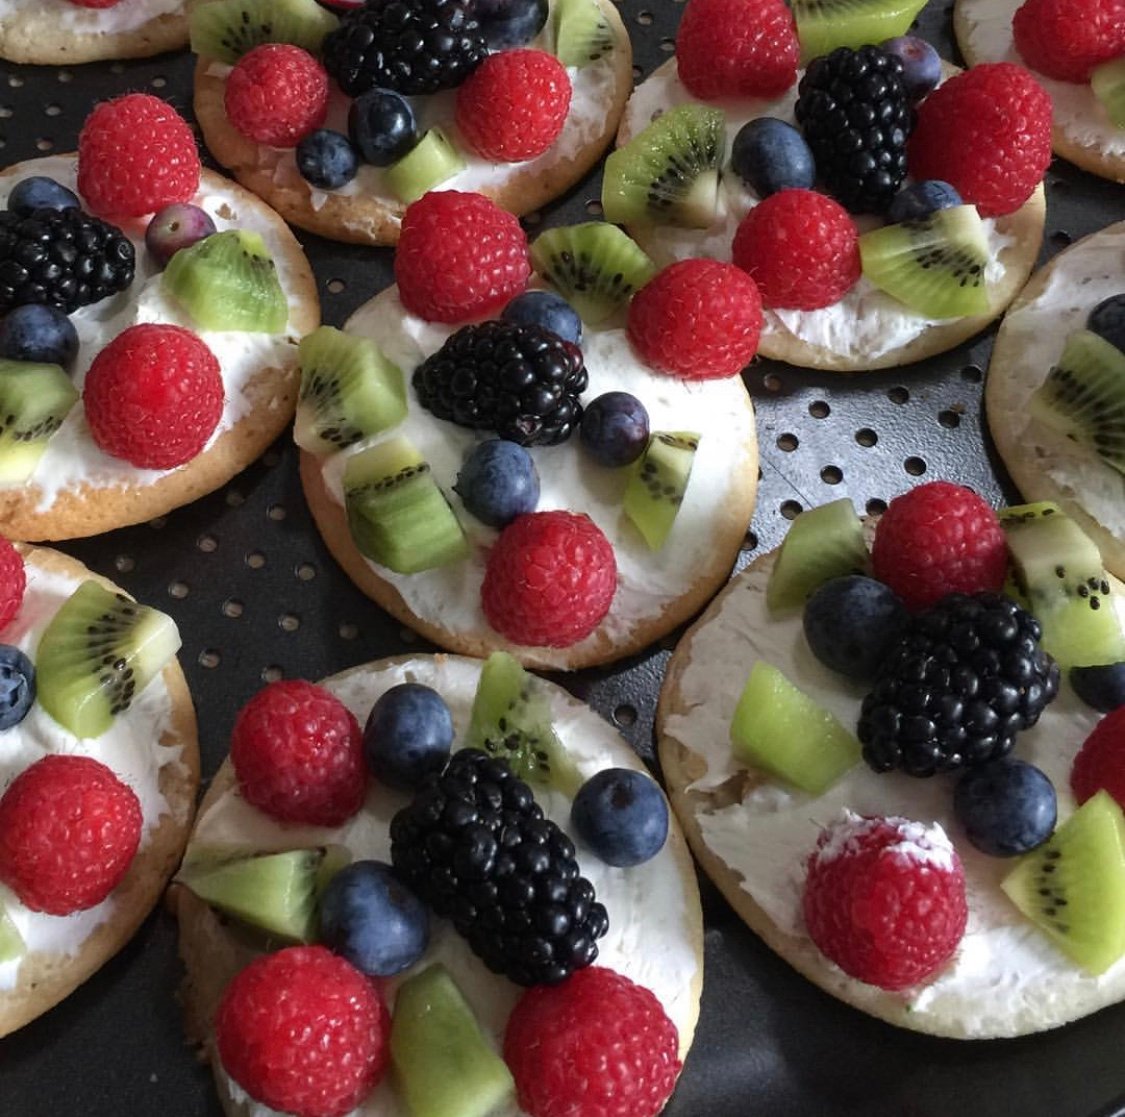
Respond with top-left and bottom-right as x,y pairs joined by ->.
1087,293 -> 1125,354
349,89 -> 418,167
453,439 -> 540,528
0,646 -> 35,731
1070,662 -> 1125,713
880,36 -> 942,101
0,305 -> 78,368
144,203 -> 217,268
954,757 -> 1057,856
571,768 -> 669,867
7,176 -> 79,215
473,0 -> 549,48
886,180 -> 963,223
363,683 -> 454,789
500,290 -> 583,345
579,391 -> 650,468
296,129 -> 359,190
730,117 -> 816,199
803,575 -> 908,681
318,860 -> 429,976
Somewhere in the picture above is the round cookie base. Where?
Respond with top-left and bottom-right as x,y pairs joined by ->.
0,7 -> 188,65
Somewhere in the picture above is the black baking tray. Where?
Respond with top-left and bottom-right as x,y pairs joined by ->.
1,1 -> 1124,1113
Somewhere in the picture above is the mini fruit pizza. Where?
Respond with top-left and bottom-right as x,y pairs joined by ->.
172,652 -> 703,1117
986,223 -> 1125,580
190,0 -> 633,246
297,191 -> 759,670
0,93 -> 319,541
955,0 -> 1125,182
657,481 -> 1125,1037
609,0 -> 1049,372
0,539 -> 199,1036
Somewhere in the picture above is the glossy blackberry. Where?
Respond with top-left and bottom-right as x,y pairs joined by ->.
322,0 -> 487,98
858,593 -> 1060,777
413,320 -> 587,446
389,748 -> 609,987
794,45 -> 912,215
0,207 -> 134,315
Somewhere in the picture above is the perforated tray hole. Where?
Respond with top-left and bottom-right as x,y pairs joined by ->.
279,613 -> 300,633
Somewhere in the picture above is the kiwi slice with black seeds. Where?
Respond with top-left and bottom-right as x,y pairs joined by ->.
189,0 -> 339,64
552,0 -> 615,66
1092,57 -> 1125,128
622,431 -> 699,550
0,360 -> 79,484
385,128 -> 465,204
791,0 -> 927,61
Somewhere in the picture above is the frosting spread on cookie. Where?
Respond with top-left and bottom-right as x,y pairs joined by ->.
0,0 -> 181,36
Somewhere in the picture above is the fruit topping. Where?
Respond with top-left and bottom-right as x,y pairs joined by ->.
502,289 -> 582,344
879,34 -> 942,100
0,360 -> 80,483
385,128 -> 466,203
885,179 -> 963,224
348,88 -> 418,167
730,117 -> 816,199
627,258 -> 762,379
1001,790 -> 1125,974
215,945 -> 390,1117
1092,56 -> 1125,127
504,966 -> 681,1117
83,323 -> 223,469
1087,293 -> 1125,354
1071,706 -> 1125,808
579,390 -> 649,467
363,682 -> 454,789
858,592 -> 1060,776
0,904 -> 23,964
1070,663 -> 1125,713
475,0 -> 548,49
413,320 -> 587,446
395,191 -> 530,324
1013,0 -> 1125,82
36,580 -> 181,739
0,538 -> 25,633
552,0 -> 614,66
623,431 -> 700,550
790,0 -> 926,60
907,63 -> 1052,218
230,679 -> 366,827
390,748 -> 609,984
144,203 -> 217,268
77,94 -> 201,220
570,768 -> 669,866
6,176 -> 79,216
189,0 -> 339,64
803,575 -> 908,681
0,646 -> 35,731
297,129 -> 360,190
953,757 -> 1057,857
452,439 -> 541,528
803,812 -> 967,990
225,43 -> 329,148
0,754 -> 142,915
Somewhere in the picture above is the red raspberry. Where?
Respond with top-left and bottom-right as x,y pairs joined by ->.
907,64 -> 1052,218
481,511 -> 616,648
626,258 -> 762,380
83,324 -> 223,470
231,679 -> 366,827
77,93 -> 200,219
395,191 -> 531,323
456,49 -> 572,162
504,966 -> 681,1117
0,755 -> 142,916
732,189 -> 861,310
676,0 -> 799,99
1071,707 -> 1125,808
0,537 -> 25,633
1013,0 -> 1125,82
803,812 -> 968,991
216,946 -> 389,1117
871,481 -> 1008,612
225,44 -> 329,148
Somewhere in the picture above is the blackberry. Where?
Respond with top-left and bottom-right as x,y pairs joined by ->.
794,45 -> 912,215
322,0 -> 487,98
858,593 -> 1060,777
389,748 -> 608,986
0,207 -> 134,315
413,320 -> 587,446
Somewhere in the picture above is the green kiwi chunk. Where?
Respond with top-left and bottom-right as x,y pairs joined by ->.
390,963 -> 515,1117
465,651 -> 583,798
343,436 -> 468,574
384,128 -> 466,204
1028,329 -> 1125,476
791,0 -> 927,60
858,205 -> 990,319
730,661 -> 861,794
295,326 -> 407,454
0,903 -> 25,964
0,360 -> 79,484
163,229 -> 288,334
602,104 -> 725,230
1000,501 -> 1125,669
1092,57 -> 1125,128
529,223 -> 656,325
622,431 -> 699,550
36,581 -> 181,739
1001,790 -> 1125,974
765,497 -> 867,614
552,0 -> 615,66
189,0 -> 339,64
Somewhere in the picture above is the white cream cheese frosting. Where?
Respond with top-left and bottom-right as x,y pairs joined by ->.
0,0 -> 181,36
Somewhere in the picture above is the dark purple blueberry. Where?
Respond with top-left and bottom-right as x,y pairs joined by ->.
364,682 -> 454,789
7,176 -> 79,216
880,35 -> 942,101
453,439 -> 540,527
571,768 -> 669,867
1087,293 -> 1125,354
953,757 -> 1057,857
730,117 -> 816,198
887,180 -> 963,223
348,88 -> 418,167
318,860 -> 429,975
804,575 -> 908,681
0,304 -> 78,368
296,129 -> 359,190
501,290 -> 582,345
578,391 -> 649,468
0,645 -> 35,731
144,203 -> 217,268
472,0 -> 548,47
1070,662 -> 1125,713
